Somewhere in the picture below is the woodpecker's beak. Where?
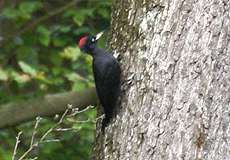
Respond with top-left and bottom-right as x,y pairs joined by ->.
95,31 -> 104,40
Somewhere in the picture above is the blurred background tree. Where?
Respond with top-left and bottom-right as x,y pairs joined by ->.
0,0 -> 112,159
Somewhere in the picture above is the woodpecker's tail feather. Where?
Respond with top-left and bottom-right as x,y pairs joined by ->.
101,115 -> 112,132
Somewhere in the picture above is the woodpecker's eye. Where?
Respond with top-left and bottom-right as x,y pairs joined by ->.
91,37 -> 96,43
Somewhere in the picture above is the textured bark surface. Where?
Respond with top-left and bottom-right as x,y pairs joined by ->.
94,0 -> 230,159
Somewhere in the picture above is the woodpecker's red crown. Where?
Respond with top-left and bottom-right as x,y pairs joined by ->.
78,31 -> 104,53
78,36 -> 87,49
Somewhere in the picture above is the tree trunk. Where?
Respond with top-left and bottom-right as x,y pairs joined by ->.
94,0 -> 230,159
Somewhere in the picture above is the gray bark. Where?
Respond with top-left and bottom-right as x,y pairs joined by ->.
94,0 -> 230,160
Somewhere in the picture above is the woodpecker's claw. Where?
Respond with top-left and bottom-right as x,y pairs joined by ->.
95,31 -> 104,40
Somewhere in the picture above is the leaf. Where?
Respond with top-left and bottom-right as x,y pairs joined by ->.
19,2 -> 42,14
0,148 -> 12,160
73,9 -> 95,26
59,25 -> 71,33
97,8 -> 110,19
53,38 -> 67,47
59,47 -> 81,61
16,46 -> 38,64
65,72 -> 84,82
0,69 -> 8,81
2,7 -> 20,19
62,9 -> 76,18
73,16 -> 85,26
80,9 -> 94,17
18,61 -> 37,76
72,80 -> 86,91
2,2 -> 42,20
35,71 -> 46,81
10,71 -> 31,84
73,27 -> 90,36
37,26 -> 51,46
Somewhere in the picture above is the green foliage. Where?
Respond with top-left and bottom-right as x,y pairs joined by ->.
0,69 -> 8,81
60,46 -> 81,61
0,0 -> 112,159
37,26 -> 51,46
2,1 -> 42,24
18,61 -> 37,76
0,0 -> 111,96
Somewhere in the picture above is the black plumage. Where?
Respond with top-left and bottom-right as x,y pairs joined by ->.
78,33 -> 121,130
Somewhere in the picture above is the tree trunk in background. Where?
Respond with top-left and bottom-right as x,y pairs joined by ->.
94,0 -> 230,159
0,88 -> 97,128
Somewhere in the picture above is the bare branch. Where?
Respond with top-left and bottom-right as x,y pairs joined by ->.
0,87 -> 97,129
40,106 -> 71,142
30,117 -> 42,147
13,103 -> 95,160
12,131 -> 22,160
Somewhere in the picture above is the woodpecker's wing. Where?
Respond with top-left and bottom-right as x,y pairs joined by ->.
93,57 -> 121,119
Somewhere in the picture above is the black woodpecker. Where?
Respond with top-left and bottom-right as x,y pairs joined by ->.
78,32 -> 121,130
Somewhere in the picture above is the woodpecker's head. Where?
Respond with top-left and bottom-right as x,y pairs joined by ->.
78,31 -> 104,54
